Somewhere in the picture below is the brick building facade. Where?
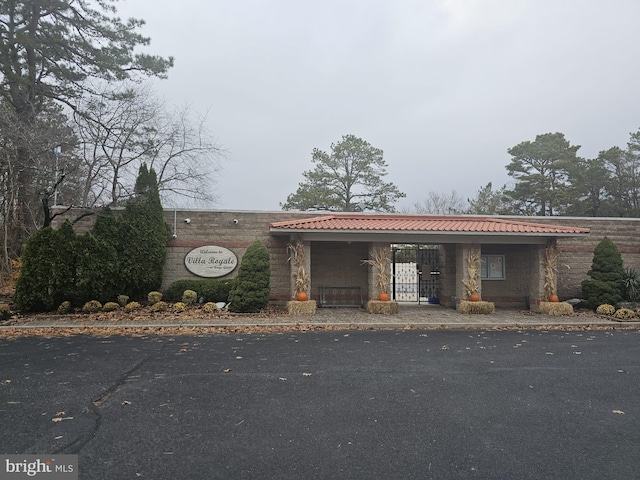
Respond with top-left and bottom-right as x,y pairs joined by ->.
59,208 -> 640,311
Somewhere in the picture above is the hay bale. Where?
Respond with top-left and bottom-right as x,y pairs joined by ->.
458,300 -> 495,314
539,301 -> 573,316
286,300 -> 317,315
366,300 -> 399,315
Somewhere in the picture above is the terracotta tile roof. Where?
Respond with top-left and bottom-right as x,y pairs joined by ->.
270,214 -> 590,235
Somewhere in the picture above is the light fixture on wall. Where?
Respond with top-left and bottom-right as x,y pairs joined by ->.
184,218 -> 191,224
233,219 -> 239,225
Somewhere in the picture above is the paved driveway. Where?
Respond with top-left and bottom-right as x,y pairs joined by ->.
1,329 -> 639,479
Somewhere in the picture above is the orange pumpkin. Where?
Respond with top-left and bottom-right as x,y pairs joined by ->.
469,293 -> 480,302
296,291 -> 308,302
378,292 -> 390,302
549,294 -> 559,302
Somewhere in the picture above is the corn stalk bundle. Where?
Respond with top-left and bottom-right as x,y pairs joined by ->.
287,238 -> 310,294
361,246 -> 390,295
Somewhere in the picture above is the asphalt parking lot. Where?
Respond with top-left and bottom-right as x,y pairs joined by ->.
1,328 -> 639,479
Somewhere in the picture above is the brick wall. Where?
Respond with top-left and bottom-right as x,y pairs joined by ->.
52,209 -> 640,304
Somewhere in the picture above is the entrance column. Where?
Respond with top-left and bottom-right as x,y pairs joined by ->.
455,243 -> 481,308
527,243 -> 548,311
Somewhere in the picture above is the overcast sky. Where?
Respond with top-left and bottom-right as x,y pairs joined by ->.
116,0 -> 640,212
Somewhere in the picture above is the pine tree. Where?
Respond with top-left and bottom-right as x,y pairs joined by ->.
581,237 -> 625,309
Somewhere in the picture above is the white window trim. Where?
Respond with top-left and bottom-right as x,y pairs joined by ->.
481,254 -> 505,280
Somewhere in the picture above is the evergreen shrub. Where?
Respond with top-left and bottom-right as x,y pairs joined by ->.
596,304 -> 615,315
103,302 -> 120,312
164,279 -> 236,303
613,308 -> 635,320
150,301 -> 168,312
582,237 -> 625,310
228,241 -> 271,313
124,301 -> 141,312
82,300 -> 102,314
147,291 -> 163,305
182,290 -> 198,305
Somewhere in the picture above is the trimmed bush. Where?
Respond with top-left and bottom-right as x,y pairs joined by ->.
228,241 -> 271,313
147,291 -> 163,305
124,301 -> 142,312
596,304 -> 615,315
82,300 -> 102,314
164,279 -> 236,303
150,301 -> 168,312
103,302 -> 120,312
182,290 -> 198,305
57,301 -> 72,315
0,303 -> 11,321
173,302 -> 187,313
613,308 -> 635,320
117,295 -> 129,307
582,237 -> 625,310
202,302 -> 218,314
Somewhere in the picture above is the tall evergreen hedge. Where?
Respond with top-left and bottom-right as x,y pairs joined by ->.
581,236 -> 625,309
116,165 -> 169,299
228,241 -> 271,313
15,164 -> 169,312
15,223 -> 76,312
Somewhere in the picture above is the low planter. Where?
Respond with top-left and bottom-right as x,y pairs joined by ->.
539,301 -> 573,316
458,300 -> 495,314
286,300 -> 317,315
366,300 -> 399,315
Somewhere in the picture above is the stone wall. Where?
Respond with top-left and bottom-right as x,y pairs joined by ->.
506,216 -> 640,299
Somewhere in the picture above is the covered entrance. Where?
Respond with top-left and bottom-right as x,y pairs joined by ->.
392,244 -> 441,304
269,214 -> 590,311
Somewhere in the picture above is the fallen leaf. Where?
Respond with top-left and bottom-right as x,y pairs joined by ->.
223,368 -> 232,373
612,410 -> 625,415
122,400 -> 132,405
52,417 -> 73,422
279,377 -> 287,381
302,373 -> 312,377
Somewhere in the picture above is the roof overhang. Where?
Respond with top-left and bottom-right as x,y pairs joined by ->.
269,214 -> 591,245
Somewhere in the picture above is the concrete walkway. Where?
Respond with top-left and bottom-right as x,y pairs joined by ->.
2,303 -> 638,331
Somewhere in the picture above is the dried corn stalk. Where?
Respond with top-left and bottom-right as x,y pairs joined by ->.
462,250 -> 480,298
544,244 -> 559,298
361,246 -> 390,295
287,238 -> 310,294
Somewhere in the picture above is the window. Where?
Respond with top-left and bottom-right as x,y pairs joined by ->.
481,255 -> 505,280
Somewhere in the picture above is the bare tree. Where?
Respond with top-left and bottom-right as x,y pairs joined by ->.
412,191 -> 467,214
74,85 -> 222,207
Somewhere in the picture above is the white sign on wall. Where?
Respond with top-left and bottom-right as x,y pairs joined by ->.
184,245 -> 238,278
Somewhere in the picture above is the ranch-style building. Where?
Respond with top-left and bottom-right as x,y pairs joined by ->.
61,208 -> 640,311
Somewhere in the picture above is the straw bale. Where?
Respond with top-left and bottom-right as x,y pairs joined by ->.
539,301 -> 573,316
458,300 -> 495,314
286,300 -> 317,315
366,300 -> 399,315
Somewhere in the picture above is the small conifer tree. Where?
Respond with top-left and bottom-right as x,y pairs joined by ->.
228,241 -> 271,313
581,236 -> 625,309
116,164 -> 170,299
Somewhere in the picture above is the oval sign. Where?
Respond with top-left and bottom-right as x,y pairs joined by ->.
184,245 -> 238,278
